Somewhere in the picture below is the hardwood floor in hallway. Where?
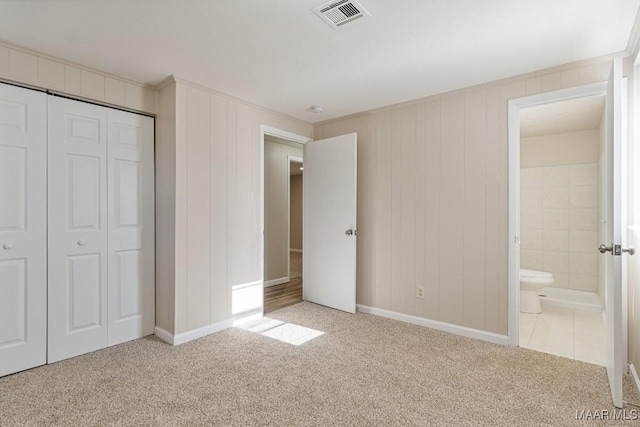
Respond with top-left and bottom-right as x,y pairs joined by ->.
264,277 -> 302,313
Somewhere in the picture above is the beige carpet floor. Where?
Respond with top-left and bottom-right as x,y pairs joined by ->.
1,302 -> 639,426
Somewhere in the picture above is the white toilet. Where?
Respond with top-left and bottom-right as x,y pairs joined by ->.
520,269 -> 554,314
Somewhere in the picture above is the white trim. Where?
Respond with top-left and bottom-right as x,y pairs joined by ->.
264,277 -> 289,288
630,364 -> 640,395
356,305 -> 509,346
153,326 -> 175,345
260,125 -> 311,310
154,320 -> 232,345
507,82 -> 608,347
290,249 -> 303,253
154,309 -> 263,346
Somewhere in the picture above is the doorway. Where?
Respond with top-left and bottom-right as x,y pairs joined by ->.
517,93 -> 606,365
508,57 -> 628,408
261,127 -> 310,314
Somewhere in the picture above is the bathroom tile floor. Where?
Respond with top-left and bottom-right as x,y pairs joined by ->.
519,306 -> 606,366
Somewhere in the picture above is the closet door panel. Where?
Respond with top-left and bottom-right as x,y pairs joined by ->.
107,110 -> 154,345
48,97 -> 108,363
0,83 -> 47,377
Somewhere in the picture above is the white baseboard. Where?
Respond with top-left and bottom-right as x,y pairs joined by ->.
356,304 -> 509,346
154,319 -> 232,346
630,364 -> 640,395
290,249 -> 303,253
264,277 -> 289,288
153,325 -> 174,344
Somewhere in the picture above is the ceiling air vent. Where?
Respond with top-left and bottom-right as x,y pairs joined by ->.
313,0 -> 371,29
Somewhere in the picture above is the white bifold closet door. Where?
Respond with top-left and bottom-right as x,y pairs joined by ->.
47,96 -> 154,363
0,84 -> 47,377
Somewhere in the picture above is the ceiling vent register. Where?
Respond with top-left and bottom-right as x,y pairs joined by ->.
313,0 -> 371,29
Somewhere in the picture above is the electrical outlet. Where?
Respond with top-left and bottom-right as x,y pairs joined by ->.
416,285 -> 425,300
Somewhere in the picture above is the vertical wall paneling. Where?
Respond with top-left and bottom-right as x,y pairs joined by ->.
399,106 -> 417,315
390,110 -> 403,313
315,59 -> 612,336
155,82 -> 176,333
186,87 -> 211,330
210,93 -> 229,323
174,83 -> 188,334
484,87 -> 501,333
374,111 -> 392,310
463,89 -> 487,329
414,103 -> 426,318
439,95 -> 466,325
354,116 -> 375,306
423,101 -> 441,320
155,78 -> 313,336
0,42 -> 157,114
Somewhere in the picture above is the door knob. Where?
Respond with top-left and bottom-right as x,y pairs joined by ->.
345,229 -> 353,236
77,240 -> 86,246
598,244 -> 613,254
599,243 -> 635,256
2,242 -> 13,250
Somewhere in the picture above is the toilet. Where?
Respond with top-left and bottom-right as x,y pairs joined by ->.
520,269 -> 554,314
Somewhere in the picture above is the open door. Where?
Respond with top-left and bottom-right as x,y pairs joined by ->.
303,133 -> 357,313
600,56 -> 628,408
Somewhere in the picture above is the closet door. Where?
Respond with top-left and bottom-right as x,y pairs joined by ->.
0,83 -> 47,377
107,110 -> 154,345
48,97 -> 108,363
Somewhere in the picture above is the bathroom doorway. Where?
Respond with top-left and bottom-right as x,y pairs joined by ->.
517,92 -> 606,364
509,60 -> 629,408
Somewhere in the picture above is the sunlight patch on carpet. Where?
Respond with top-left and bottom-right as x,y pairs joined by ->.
236,317 -> 324,345
236,317 -> 285,333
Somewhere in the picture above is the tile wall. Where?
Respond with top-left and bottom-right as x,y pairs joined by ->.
520,164 -> 599,291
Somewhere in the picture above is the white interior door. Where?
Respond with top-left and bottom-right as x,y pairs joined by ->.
48,96 -> 108,363
107,109 -> 155,345
0,83 -> 47,377
303,133 -> 357,313
602,56 -> 625,408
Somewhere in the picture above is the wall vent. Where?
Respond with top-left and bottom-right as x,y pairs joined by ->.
313,0 -> 371,29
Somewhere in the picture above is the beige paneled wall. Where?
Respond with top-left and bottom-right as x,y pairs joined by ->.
290,175 -> 303,251
155,82 -> 177,333
0,41 -> 156,114
315,58 -> 613,336
156,77 -> 312,335
264,140 -> 303,282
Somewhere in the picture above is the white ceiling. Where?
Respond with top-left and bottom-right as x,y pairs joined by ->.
0,1 -> 638,123
520,95 -> 605,138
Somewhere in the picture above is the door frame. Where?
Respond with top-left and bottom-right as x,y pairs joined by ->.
260,126 -> 311,309
507,81 -> 609,347
287,155 -> 304,281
